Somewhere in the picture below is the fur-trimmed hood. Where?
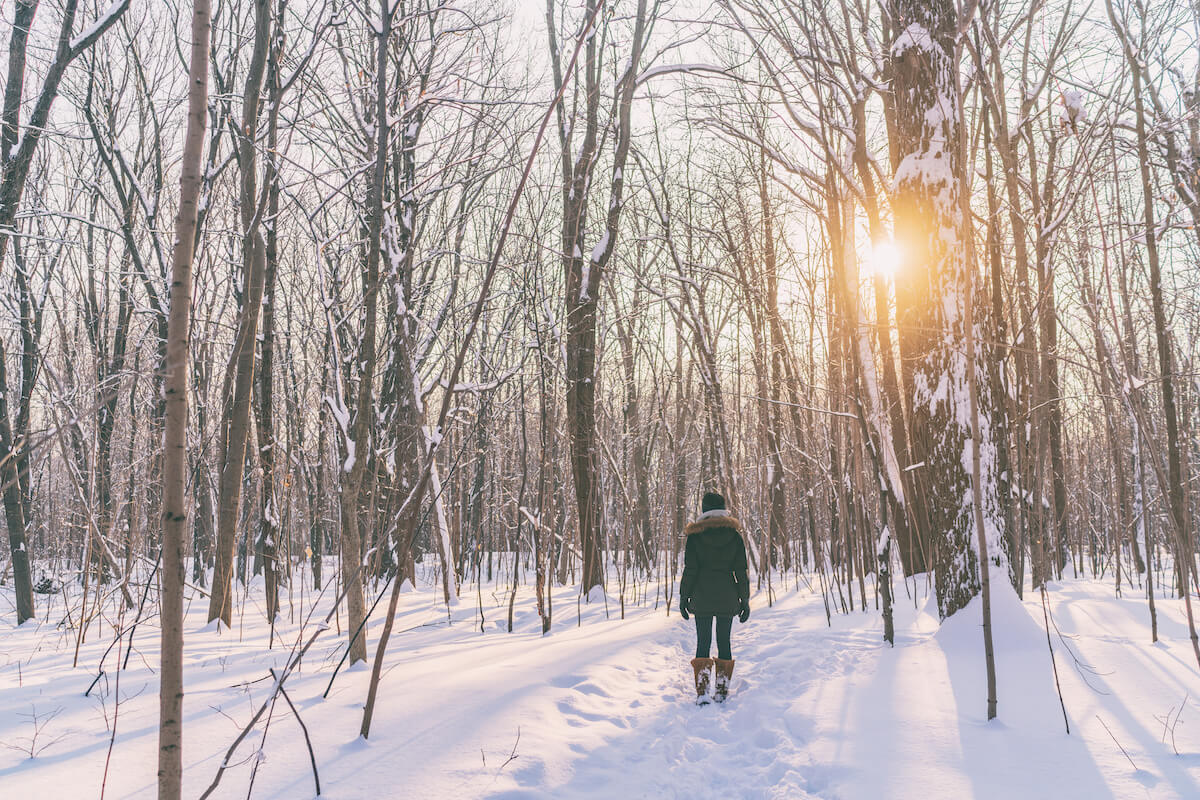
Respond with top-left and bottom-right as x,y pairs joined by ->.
685,510 -> 743,536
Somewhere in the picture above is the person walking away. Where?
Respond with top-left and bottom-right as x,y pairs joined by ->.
679,491 -> 750,704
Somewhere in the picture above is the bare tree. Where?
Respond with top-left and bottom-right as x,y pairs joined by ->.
546,0 -> 654,597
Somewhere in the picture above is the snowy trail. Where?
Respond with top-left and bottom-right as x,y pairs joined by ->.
3,569 -> 1200,798
311,575 -> 1200,799
480,597 -> 832,799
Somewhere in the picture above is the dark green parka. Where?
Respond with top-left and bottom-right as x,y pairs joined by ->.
679,512 -> 750,617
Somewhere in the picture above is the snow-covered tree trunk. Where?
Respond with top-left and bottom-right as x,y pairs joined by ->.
757,149 -> 789,577
889,0 -> 1004,618
612,285 -> 653,571
81,194 -> 135,589
0,267 -> 36,624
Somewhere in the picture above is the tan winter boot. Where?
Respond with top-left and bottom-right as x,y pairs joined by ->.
713,658 -> 735,703
690,657 -> 715,704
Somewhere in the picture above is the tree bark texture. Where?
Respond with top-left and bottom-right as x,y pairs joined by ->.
158,0 -> 211,795
889,0 -> 1004,617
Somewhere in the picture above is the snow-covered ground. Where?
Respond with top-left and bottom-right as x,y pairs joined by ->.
1,562 -> 1198,798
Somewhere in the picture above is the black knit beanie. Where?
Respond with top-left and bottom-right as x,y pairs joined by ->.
701,491 -> 726,513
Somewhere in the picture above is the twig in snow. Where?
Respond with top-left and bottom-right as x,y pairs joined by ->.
1097,715 -> 1138,770
233,674 -> 275,689
269,668 -> 321,795
84,558 -> 160,697
245,680 -> 283,800
199,563 -> 360,798
121,550 -> 161,670
498,727 -> 520,771
1155,691 -> 1188,755
86,669 -> 107,698
1040,587 -> 1071,734
1169,695 -> 1187,756
0,705 -> 67,758
100,602 -> 127,800
1044,594 -> 1112,693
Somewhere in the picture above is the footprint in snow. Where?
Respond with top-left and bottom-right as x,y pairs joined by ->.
754,728 -> 781,749
555,698 -> 612,724
570,680 -> 610,697
548,673 -> 585,689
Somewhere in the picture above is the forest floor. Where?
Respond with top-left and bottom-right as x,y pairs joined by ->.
1,561 -> 1199,799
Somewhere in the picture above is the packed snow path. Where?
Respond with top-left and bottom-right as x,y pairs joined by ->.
2,570 -> 1199,798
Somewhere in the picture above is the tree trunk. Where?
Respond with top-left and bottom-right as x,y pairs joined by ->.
851,95 -> 922,577
336,0 -> 392,666
158,0 -> 210,794
0,338 -> 34,623
254,4 -> 284,622
981,113 -> 1020,589
551,0 -> 650,597
890,0 -> 1002,617
208,0 -> 272,626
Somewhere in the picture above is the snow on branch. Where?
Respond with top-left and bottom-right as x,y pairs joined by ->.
1059,89 -> 1088,133
634,63 -> 731,89
69,0 -> 131,55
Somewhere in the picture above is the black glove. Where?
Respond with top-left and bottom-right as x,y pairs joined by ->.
738,601 -> 750,624
680,599 -> 690,621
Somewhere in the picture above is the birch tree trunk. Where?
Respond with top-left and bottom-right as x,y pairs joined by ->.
158,0 -> 211,794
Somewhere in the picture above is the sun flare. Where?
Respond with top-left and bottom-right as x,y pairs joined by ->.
868,240 -> 902,278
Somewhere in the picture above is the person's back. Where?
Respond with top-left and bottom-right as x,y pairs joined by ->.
679,491 -> 750,704
683,514 -> 746,615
